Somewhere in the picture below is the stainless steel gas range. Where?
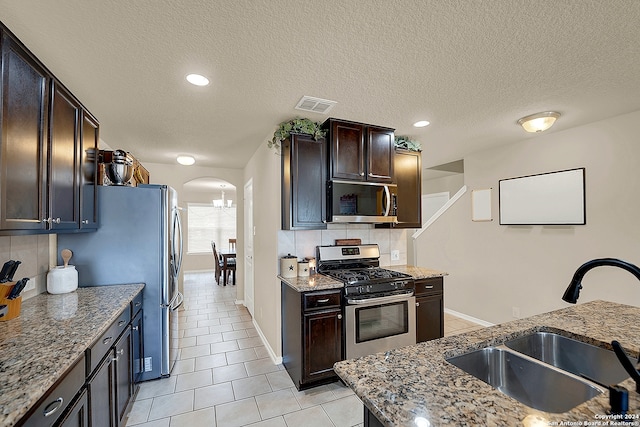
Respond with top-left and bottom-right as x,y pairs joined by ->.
317,244 -> 416,359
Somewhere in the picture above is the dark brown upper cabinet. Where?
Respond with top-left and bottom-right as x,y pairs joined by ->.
281,133 -> 327,230
0,28 -> 50,232
80,111 -> 99,230
323,118 -> 395,183
49,81 -> 81,231
0,22 -> 99,235
393,149 -> 422,228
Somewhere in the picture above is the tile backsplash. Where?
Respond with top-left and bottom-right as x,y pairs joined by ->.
0,234 -> 54,300
278,223 -> 409,267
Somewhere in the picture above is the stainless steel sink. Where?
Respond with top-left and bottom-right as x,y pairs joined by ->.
504,332 -> 630,386
446,347 -> 603,413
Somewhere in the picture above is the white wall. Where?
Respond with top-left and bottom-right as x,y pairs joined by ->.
243,143 -> 282,358
415,110 -> 640,324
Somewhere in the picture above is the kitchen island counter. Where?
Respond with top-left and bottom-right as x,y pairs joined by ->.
0,283 -> 144,427
334,300 -> 640,426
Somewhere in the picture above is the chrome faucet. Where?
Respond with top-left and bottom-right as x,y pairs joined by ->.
562,258 -> 640,393
562,258 -> 640,304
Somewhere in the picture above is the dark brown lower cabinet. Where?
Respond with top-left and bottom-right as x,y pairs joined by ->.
87,350 -> 114,427
415,277 -> 444,342
114,327 -> 133,426
59,390 -> 89,427
282,283 -> 342,390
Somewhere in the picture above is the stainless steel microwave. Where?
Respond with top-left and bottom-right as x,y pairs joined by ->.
327,180 -> 397,223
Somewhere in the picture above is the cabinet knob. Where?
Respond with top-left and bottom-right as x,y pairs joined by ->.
82,219 -> 89,224
360,172 -> 365,176
416,302 -> 420,307
54,218 -> 61,224
132,326 -> 139,331
337,314 -> 342,319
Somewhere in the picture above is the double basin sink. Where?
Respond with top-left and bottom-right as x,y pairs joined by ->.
446,331 -> 630,413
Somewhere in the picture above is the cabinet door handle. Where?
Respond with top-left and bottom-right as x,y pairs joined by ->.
317,298 -> 329,303
337,314 -> 342,319
43,397 -> 64,417
360,172 -> 365,176
103,336 -> 113,345
82,219 -> 89,224
416,302 -> 420,307
424,285 -> 434,289
54,218 -> 61,224
118,320 -> 126,327
132,326 -> 139,331
135,301 -> 142,307
112,348 -> 125,362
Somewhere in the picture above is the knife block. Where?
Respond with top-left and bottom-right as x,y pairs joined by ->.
0,282 -> 22,321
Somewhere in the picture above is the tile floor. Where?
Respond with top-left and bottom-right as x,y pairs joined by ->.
126,271 -> 482,427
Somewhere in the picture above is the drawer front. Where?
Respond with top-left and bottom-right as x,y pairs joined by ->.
21,354 -> 85,427
414,277 -> 443,296
131,292 -> 143,316
87,308 -> 130,375
303,290 -> 342,311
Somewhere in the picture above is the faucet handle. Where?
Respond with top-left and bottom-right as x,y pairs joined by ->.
612,340 -> 640,393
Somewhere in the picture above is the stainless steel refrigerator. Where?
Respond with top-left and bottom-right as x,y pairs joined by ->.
57,184 -> 184,381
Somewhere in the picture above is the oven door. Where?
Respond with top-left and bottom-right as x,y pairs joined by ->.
345,293 -> 416,359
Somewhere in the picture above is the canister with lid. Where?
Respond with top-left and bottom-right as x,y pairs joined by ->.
280,254 -> 298,278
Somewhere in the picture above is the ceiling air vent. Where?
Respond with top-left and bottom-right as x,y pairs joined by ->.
294,96 -> 337,114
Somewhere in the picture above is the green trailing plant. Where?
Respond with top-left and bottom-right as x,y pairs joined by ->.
394,135 -> 421,152
268,117 -> 326,151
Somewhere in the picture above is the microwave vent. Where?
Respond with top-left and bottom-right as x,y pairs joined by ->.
294,96 -> 337,114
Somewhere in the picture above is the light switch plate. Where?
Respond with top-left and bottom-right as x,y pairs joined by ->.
391,250 -> 400,261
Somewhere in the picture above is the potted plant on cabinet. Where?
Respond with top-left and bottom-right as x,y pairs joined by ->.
268,118 -> 326,154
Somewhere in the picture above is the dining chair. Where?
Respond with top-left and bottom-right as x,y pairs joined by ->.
211,241 -> 223,285
229,238 -> 236,251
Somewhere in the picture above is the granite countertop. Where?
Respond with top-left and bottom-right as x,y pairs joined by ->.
0,284 -> 144,426
279,265 -> 447,292
334,300 -> 640,426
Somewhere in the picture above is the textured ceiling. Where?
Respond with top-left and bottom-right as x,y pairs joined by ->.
1,0 -> 639,171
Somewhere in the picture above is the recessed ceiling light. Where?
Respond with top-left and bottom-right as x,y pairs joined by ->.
177,155 -> 195,165
413,120 -> 430,128
186,74 -> 210,86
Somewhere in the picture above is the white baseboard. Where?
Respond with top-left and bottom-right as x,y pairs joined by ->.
235,299 -> 244,305
252,318 -> 283,365
444,308 -> 494,327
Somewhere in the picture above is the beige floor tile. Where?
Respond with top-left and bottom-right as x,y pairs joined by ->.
265,370 -> 295,391
214,397 -> 262,427
245,358 -> 281,376
210,340 -> 240,354
226,348 -> 258,364
237,336 -> 264,349
245,417 -> 286,427
148,390 -> 194,421
194,382 -> 235,410
195,353 -> 228,371
172,359 -> 195,375
127,397 -> 152,425
231,375 -> 272,399
292,384 -> 338,409
222,330 -> 249,341
168,407 -> 215,427
283,405 -> 335,427
174,369 -> 213,392
196,333 -> 223,345
255,388 -> 302,419
322,395 -> 364,427
132,418 -> 170,427
213,363 -> 248,384
179,344 -> 211,359
137,376 -> 177,400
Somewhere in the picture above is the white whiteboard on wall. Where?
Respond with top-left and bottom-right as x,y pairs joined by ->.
499,168 -> 586,225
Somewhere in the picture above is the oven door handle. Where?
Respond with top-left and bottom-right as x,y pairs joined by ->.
347,291 -> 414,305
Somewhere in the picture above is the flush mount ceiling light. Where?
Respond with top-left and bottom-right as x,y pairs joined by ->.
185,73 -> 210,86
176,155 -> 195,165
517,111 -> 560,133
413,120 -> 430,128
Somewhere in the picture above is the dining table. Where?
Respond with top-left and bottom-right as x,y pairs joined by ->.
218,248 -> 236,285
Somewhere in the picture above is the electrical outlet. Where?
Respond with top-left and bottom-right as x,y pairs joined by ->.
391,250 -> 400,261
512,306 -> 521,318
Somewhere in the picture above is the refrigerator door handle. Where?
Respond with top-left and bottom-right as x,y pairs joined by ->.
162,291 -> 181,309
170,291 -> 184,311
172,207 -> 184,276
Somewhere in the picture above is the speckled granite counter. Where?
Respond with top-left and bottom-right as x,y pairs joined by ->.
334,300 -> 640,427
279,266 -> 447,292
0,284 -> 144,427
